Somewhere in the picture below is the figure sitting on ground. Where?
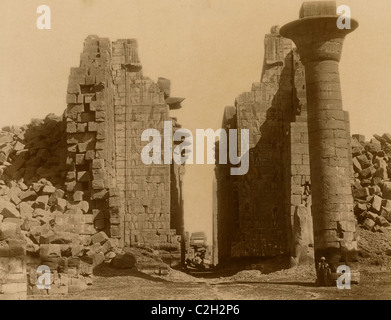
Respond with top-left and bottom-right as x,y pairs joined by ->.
317,257 -> 332,287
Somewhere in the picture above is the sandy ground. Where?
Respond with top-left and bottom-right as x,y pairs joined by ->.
28,264 -> 391,300
28,228 -> 391,300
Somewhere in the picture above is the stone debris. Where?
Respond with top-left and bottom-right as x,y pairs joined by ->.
0,34 -> 185,299
0,176 -> 121,298
0,117 -> 122,298
0,115 -> 66,187
352,134 -> 391,233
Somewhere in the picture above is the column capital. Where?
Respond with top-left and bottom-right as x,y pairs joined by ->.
280,4 -> 358,64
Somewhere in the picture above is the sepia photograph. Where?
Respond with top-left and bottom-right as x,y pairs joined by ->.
0,0 -> 390,307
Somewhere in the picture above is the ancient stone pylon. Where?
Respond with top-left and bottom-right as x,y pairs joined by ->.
280,1 -> 360,283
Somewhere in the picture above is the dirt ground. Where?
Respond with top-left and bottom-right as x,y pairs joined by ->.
28,228 -> 391,300
28,264 -> 391,300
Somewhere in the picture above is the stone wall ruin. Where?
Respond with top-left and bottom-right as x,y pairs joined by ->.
216,27 -> 315,266
216,1 -> 361,285
0,35 -> 185,299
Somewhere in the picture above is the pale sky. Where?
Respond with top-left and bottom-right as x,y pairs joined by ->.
1,0 -> 390,241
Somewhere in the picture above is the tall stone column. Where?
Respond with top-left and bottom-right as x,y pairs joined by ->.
280,1 -> 360,284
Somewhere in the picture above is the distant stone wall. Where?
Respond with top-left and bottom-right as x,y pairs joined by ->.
216,27 -> 318,263
215,107 -> 239,265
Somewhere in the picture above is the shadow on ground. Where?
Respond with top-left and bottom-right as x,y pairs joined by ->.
93,263 -> 169,283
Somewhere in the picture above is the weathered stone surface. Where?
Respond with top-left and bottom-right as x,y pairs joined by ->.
353,188 -> 370,200
40,244 -> 61,259
56,198 -> 67,212
290,206 -> 314,267
7,239 -> 26,257
0,201 -> 21,219
362,219 -> 376,231
371,195 -> 383,213
19,190 -> 37,202
79,201 -> 89,214
381,182 -> 391,200
381,208 -> 391,222
375,216 -> 391,227
73,191 -> 84,202
34,195 -> 49,210
91,231 -> 108,245
0,222 -> 20,240
42,186 -> 56,195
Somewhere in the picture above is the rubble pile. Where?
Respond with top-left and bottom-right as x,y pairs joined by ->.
0,114 -> 67,187
351,134 -> 391,232
0,117 -> 123,298
0,128 -> 171,298
0,176 -> 122,297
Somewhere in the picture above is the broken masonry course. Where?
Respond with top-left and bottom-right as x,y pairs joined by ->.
0,34 -> 185,299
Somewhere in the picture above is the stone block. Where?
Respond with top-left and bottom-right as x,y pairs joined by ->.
92,169 -> 105,180
0,242 -> 10,257
352,157 -> 362,173
34,195 -> 49,210
77,123 -> 87,132
353,188 -> 370,199
356,154 -> 371,169
75,154 -> 85,165
42,186 -> 56,195
56,198 -> 67,213
17,203 -> 33,220
371,195 -> 383,213
10,196 -> 21,206
19,190 -> 37,202
381,208 -> 391,222
299,1 -> 336,18
8,257 -> 25,274
366,211 -> 378,221
92,179 -> 105,190
91,231 -> 108,245
0,201 -> 21,219
79,201 -> 89,214
73,191 -> 84,202
40,244 -> 61,259
360,166 -> 376,179
7,239 -> 26,257
362,219 -> 375,231
381,182 -> 391,200
92,159 -> 105,169
79,224 -> 96,235
85,150 -> 95,161
95,111 -> 106,122
375,216 -> 391,227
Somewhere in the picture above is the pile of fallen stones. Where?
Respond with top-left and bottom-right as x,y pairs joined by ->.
0,114 -> 67,187
351,134 -> 391,232
0,114 -> 172,298
0,115 -> 122,297
0,176 -> 121,296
